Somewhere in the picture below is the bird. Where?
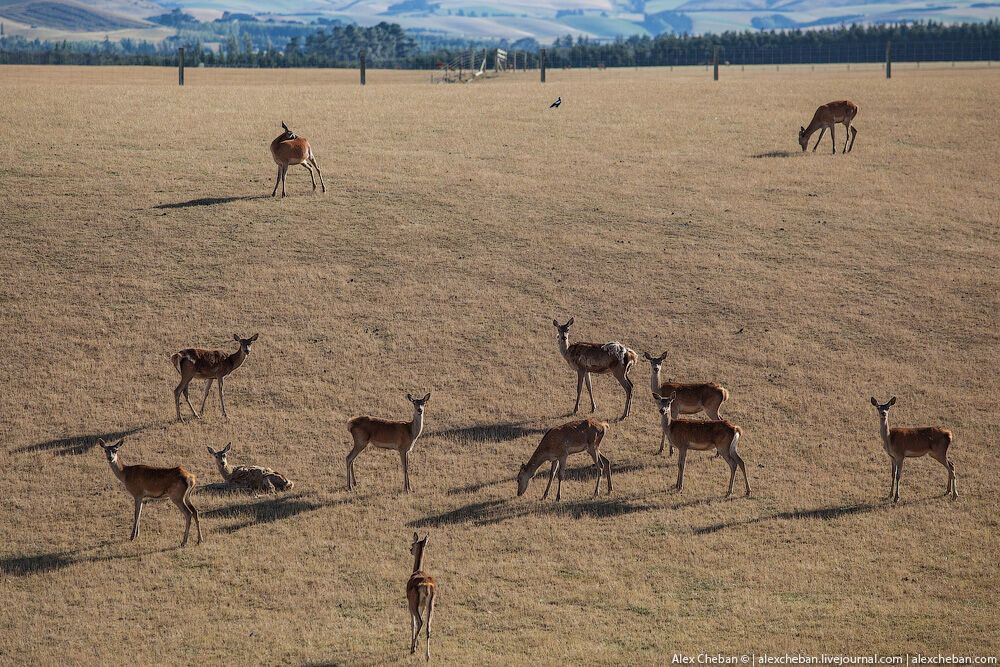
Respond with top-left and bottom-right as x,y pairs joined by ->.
549,97 -> 561,109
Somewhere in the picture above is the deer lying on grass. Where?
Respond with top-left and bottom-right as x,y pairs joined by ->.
654,392 -> 751,498
798,100 -> 859,154
407,532 -> 437,661
171,333 -> 258,422
271,121 -> 325,197
516,418 -> 611,500
553,318 -> 637,421
870,397 -> 957,503
98,438 -> 202,546
347,393 -> 431,492
644,350 -> 729,456
207,442 -> 294,492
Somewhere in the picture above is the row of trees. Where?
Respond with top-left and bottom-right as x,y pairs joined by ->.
1,20 -> 998,68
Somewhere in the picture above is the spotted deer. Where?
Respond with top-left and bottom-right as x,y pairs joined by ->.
798,100 -> 859,154
644,350 -> 729,456
516,418 -> 612,500
270,121 -> 325,197
553,318 -> 637,421
206,442 -> 294,492
170,333 -> 258,421
870,397 -> 957,503
347,393 -> 431,492
407,532 -> 437,661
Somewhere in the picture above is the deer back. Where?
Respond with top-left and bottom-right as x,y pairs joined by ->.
174,348 -> 234,377
566,342 -> 618,373
122,464 -> 193,498
666,419 -> 738,451
658,381 -> 727,411
271,136 -> 312,164
889,427 -> 952,457
406,572 -> 436,604
349,416 -> 413,448
535,418 -> 606,460
227,465 -> 294,491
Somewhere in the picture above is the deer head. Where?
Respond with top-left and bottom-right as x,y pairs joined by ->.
643,350 -> 668,374
410,531 -> 428,554
798,126 -> 808,151
516,463 -> 531,497
207,442 -> 233,467
233,333 -> 259,356
870,396 -> 897,417
406,393 -> 432,416
653,391 -> 677,416
552,317 -> 574,345
98,438 -> 125,462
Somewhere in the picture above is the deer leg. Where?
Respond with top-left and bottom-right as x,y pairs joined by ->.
842,122 -> 851,153
590,448 -> 603,497
829,125 -> 837,154
272,164 -> 281,197
669,403 -> 680,456
573,370 -> 585,414
675,448 -> 688,492
198,379 -> 214,415
346,438 -> 367,491
175,375 -> 197,421
410,604 -> 423,654
556,454 -> 568,501
399,449 -> 411,493
280,164 -> 288,197
410,611 -> 418,654
425,591 -> 435,661
542,460 -> 558,500
618,370 -> 634,420
657,431 -> 666,456
930,449 -> 958,499
172,494 -> 193,546
584,372 -> 597,413
723,451 -> 738,498
185,485 -> 202,545
130,498 -> 143,541
887,460 -> 897,500
182,384 -> 199,419
602,454 -> 613,494
733,450 -> 751,497
812,128 -> 826,152
217,377 -> 228,419
848,125 -> 858,152
310,157 -> 326,193
892,458 -> 903,503
302,161 -> 316,190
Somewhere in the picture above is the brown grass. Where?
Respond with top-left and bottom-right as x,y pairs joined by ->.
1,63 -> 998,664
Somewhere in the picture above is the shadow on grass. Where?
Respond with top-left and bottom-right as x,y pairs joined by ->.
0,544 -> 177,577
153,195 -> 269,209
410,491 -> 654,528
447,462 -> 646,496
13,421 -> 163,456
693,502 -> 882,535
428,421 -> 547,444
751,150 -> 798,158
203,491 -> 342,534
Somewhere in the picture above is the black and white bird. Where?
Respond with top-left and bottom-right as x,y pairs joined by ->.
548,97 -> 561,109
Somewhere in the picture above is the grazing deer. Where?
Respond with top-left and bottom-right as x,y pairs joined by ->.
270,121 -> 325,198
798,100 -> 859,154
870,397 -> 957,503
98,438 -> 202,546
644,350 -> 729,456
207,442 -> 294,492
171,333 -> 258,422
553,318 -> 637,421
654,392 -> 750,498
346,393 -> 431,492
407,532 -> 437,661
516,418 -> 611,500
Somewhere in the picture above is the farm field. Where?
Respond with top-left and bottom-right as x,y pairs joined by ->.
1,64 -> 998,665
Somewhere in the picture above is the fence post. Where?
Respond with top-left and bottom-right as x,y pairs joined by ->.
885,41 -> 891,79
713,46 -> 719,81
178,47 -> 185,86
540,48 -> 546,83
360,49 -> 366,85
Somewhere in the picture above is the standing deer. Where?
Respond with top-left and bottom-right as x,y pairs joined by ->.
98,438 -> 202,546
407,532 -> 437,661
654,392 -> 751,498
516,418 -> 612,500
798,100 -> 859,154
644,350 -> 729,456
346,393 -> 431,492
207,442 -> 294,492
171,333 -> 258,422
553,318 -> 637,421
870,397 -> 957,503
270,121 -> 325,197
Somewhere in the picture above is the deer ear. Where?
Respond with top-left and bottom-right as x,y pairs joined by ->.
412,531 -> 419,542
643,351 -> 652,361
552,319 -> 559,327
233,334 -> 240,342
652,392 -> 661,400
660,351 -> 668,359
800,126 -> 805,132
207,446 -> 216,455
423,534 -> 429,544
249,333 -> 259,342
888,396 -> 897,406
870,397 -> 879,406
567,317 -> 574,326
422,393 -> 431,402
669,391 -> 677,399
97,438 -> 107,447
222,442 -> 232,453
406,393 -> 414,402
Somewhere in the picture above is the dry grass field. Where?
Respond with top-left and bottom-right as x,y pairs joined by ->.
1,63 -> 998,665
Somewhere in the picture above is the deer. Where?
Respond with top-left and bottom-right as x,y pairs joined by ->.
870,397 -> 957,503
644,350 -> 729,456
206,442 -> 294,492
270,121 -> 325,198
171,333 -> 258,422
552,318 -> 637,421
407,532 -> 437,661
653,392 -> 751,498
516,418 -> 612,501
798,100 -> 859,154
98,438 -> 202,546
346,393 -> 431,493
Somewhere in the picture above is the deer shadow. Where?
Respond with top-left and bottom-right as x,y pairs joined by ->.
203,492 -> 341,533
751,150 -> 798,158
693,502 -> 882,535
428,421 -> 547,444
153,195 -> 269,209
1,544 -> 178,577
447,462 -> 646,496
13,421 -> 163,456
410,493 -> 653,528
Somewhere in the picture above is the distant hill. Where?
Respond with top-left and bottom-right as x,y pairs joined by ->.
0,0 -> 149,31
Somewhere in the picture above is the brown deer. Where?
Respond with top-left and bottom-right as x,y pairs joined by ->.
516,418 -> 611,500
654,392 -> 751,498
407,532 -> 437,661
207,442 -> 294,492
553,318 -> 637,421
347,393 -> 431,492
171,333 -> 258,422
798,100 -> 859,154
870,397 -> 957,503
270,121 -> 325,197
98,438 -> 202,546
644,350 -> 729,456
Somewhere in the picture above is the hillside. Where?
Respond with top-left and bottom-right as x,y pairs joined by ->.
0,0 -> 149,31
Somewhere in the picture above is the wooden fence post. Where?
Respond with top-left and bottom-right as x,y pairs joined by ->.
540,48 -> 546,83
360,49 -> 366,85
713,46 -> 719,80
885,41 -> 891,79
178,47 -> 185,86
